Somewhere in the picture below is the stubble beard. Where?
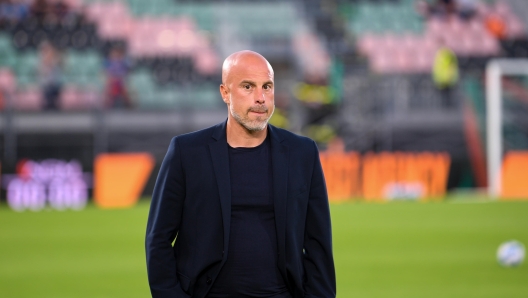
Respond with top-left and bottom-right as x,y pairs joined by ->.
230,103 -> 275,132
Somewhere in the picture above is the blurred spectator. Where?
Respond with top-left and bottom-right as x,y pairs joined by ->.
485,13 -> 507,39
417,0 -> 476,21
0,0 -> 29,27
417,0 -> 456,19
30,0 -> 50,22
456,0 -> 477,21
104,46 -> 132,109
437,0 -> 457,15
432,39 -> 459,108
30,0 -> 70,24
38,40 -> 63,110
52,0 -> 69,20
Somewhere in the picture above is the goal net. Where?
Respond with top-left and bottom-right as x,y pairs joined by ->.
486,59 -> 528,197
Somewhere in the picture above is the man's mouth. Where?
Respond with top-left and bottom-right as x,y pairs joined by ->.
249,108 -> 267,114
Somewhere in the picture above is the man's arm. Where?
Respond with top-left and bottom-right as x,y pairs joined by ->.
303,141 -> 336,297
146,137 -> 189,297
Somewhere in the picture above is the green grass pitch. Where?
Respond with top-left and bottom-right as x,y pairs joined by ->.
0,199 -> 527,297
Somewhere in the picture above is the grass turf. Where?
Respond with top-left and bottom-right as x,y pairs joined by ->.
0,199 -> 527,297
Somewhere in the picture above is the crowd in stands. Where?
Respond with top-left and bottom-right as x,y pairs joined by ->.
0,0 -> 222,111
0,0 -> 526,113
0,0 -> 104,110
416,0 -> 519,39
0,0 -> 29,25
416,0 -> 478,21
351,0 -> 525,112
0,0 -> 80,29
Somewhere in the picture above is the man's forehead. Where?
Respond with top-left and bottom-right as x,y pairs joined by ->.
231,63 -> 273,78
222,51 -> 273,83
228,68 -> 274,87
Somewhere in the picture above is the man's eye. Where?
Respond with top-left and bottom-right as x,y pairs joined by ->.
244,85 -> 251,90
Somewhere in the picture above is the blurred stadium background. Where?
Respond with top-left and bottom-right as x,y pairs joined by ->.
0,0 -> 528,297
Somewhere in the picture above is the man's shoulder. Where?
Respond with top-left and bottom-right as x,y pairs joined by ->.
270,125 -> 316,148
171,122 -> 222,145
170,123 -> 317,149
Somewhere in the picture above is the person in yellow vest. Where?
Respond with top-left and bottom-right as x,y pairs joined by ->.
432,41 -> 459,108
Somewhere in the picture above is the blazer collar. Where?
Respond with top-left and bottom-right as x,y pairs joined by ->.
208,120 -> 231,258
268,125 -> 289,267
211,120 -> 227,141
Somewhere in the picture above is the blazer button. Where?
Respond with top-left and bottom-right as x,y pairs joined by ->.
206,277 -> 212,285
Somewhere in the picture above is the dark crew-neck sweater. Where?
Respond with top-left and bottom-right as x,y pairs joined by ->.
207,135 -> 290,298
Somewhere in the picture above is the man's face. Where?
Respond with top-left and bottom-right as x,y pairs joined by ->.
221,56 -> 274,132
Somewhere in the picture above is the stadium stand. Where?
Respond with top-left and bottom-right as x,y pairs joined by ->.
0,0 -> 315,111
0,0 -> 527,191
296,0 -> 528,190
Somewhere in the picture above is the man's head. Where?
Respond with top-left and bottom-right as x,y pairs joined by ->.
220,50 -> 274,132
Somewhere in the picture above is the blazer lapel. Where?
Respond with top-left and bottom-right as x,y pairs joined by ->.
269,125 -> 288,266
209,122 -> 232,258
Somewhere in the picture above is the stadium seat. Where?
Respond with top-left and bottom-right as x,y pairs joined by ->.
370,53 -> 394,74
15,85 -> 42,110
478,34 -> 501,56
504,15 -> 526,39
356,34 -> 378,56
85,0 -> 132,40
59,85 -> 86,110
188,84 -> 220,108
127,69 -> 158,108
60,84 -> 101,110
127,16 -> 199,58
193,49 -> 220,76
99,13 -> 132,40
348,0 -> 424,35
156,87 -> 182,108
413,47 -> 436,73
14,51 -> 39,87
0,68 -> 17,95
0,34 -> 17,68
61,0 -> 83,11
64,51 -> 103,88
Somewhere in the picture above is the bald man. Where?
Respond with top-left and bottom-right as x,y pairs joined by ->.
146,51 -> 335,298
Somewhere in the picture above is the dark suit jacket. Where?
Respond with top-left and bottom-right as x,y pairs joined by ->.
146,121 -> 336,298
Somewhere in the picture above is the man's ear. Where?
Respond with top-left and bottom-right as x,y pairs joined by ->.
219,84 -> 229,104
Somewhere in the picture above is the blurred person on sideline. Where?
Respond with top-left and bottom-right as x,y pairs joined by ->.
146,50 -> 336,298
38,40 -> 63,110
104,46 -> 132,108
432,38 -> 459,108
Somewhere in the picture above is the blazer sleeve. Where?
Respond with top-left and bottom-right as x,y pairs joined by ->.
145,137 -> 189,298
303,141 -> 337,298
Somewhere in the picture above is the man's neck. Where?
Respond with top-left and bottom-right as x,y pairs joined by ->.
226,118 -> 267,148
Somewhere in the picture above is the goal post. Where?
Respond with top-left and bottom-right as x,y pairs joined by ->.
485,59 -> 528,197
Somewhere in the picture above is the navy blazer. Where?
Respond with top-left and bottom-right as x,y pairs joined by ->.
146,121 -> 336,298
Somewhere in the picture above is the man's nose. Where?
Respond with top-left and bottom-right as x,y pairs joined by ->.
254,87 -> 265,103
